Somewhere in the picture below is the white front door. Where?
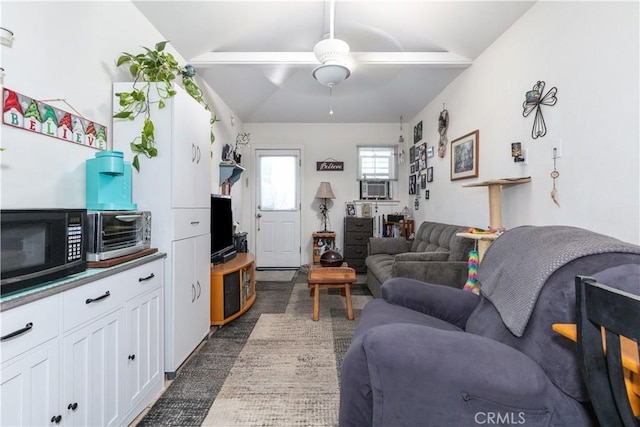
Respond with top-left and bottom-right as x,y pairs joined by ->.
255,149 -> 301,268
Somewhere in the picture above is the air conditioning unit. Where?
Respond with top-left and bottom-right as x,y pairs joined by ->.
360,180 -> 390,200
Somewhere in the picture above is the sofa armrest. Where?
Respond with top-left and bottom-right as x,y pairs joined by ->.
340,323 -> 581,427
368,237 -> 411,255
394,251 -> 449,262
392,260 -> 470,289
381,277 -> 479,329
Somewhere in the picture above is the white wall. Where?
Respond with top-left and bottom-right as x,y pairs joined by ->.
242,122 -> 405,264
0,1 -> 240,209
408,1 -> 639,244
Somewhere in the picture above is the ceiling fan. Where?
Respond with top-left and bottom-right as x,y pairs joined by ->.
187,1 -> 472,83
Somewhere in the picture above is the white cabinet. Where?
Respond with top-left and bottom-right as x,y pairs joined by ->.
124,287 -> 163,419
1,337 -> 60,426
62,309 -> 123,427
0,256 -> 164,427
169,235 -> 210,371
0,294 -> 61,426
114,82 -> 212,377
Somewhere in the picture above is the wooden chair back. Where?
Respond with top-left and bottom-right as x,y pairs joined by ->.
575,275 -> 640,427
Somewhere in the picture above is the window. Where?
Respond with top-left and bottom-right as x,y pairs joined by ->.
357,146 -> 398,180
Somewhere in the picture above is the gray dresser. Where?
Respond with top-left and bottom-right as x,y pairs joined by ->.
343,217 -> 373,273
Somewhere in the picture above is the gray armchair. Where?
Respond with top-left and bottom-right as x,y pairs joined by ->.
365,221 -> 475,297
340,225 -> 640,426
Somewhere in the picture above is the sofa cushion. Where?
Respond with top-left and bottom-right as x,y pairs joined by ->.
365,254 -> 395,284
410,222 -> 473,261
368,237 -> 410,255
394,251 -> 449,262
353,299 -> 463,343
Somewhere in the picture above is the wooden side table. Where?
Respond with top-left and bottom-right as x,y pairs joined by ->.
307,264 -> 356,321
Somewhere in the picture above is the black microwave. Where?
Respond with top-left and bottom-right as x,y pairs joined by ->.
1,209 -> 87,296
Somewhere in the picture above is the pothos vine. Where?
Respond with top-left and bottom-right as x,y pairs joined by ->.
114,41 -> 218,171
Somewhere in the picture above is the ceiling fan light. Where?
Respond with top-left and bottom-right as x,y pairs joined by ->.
312,63 -> 351,87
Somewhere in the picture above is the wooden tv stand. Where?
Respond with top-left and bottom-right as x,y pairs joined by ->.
210,253 -> 256,326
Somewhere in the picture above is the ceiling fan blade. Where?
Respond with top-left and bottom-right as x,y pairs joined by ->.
189,51 -> 471,67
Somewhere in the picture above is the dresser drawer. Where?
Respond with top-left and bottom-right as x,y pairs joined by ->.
345,231 -> 371,246
1,294 -> 61,363
345,217 -> 373,233
345,246 -> 368,258
344,258 -> 367,274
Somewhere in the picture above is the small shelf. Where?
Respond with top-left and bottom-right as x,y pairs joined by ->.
463,177 -> 531,229
219,162 -> 245,186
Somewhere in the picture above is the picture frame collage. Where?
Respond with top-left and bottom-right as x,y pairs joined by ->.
410,120 -> 434,202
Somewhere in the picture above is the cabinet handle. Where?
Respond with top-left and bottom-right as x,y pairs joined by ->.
1,322 -> 33,341
128,354 -> 136,361
190,221 -> 200,226
85,291 -> 110,304
192,284 -> 196,303
196,281 -> 201,299
138,273 -> 155,282
192,143 -> 197,162
50,415 -> 62,424
196,146 -> 201,164
67,402 -> 78,411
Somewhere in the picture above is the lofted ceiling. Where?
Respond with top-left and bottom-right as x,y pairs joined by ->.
133,1 -> 535,124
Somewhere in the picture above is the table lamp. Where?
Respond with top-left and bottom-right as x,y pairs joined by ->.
315,182 -> 336,232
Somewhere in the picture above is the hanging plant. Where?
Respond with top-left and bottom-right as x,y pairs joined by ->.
114,41 -> 218,171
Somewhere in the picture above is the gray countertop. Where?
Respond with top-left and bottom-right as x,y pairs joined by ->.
1,252 -> 167,312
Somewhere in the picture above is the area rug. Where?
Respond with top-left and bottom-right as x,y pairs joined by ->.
135,272 -> 372,426
254,269 -> 296,282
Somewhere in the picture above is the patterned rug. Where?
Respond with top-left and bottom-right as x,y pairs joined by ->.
136,271 -> 372,426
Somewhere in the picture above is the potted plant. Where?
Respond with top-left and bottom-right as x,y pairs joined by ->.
114,41 -> 217,171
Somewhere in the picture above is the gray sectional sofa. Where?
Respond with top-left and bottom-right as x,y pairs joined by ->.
340,225 -> 640,426
365,221 -> 475,297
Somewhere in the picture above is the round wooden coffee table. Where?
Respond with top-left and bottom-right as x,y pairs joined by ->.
307,264 -> 356,321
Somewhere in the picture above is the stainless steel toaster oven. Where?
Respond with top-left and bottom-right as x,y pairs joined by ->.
86,211 -> 151,261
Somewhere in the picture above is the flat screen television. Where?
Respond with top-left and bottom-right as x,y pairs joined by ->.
210,194 -> 237,264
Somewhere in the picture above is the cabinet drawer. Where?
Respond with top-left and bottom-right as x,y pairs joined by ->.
345,246 -> 368,258
125,258 -> 164,298
345,231 -> 371,245
345,218 -> 373,233
173,208 -> 210,240
1,294 -> 60,363
62,274 -> 127,331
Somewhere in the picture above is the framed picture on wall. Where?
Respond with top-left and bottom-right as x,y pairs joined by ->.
413,121 -> 423,144
421,174 -> 427,189
451,130 -> 479,181
409,145 -> 416,163
418,143 -> 427,170
427,166 -> 433,182
345,202 -> 356,217
409,175 -> 417,195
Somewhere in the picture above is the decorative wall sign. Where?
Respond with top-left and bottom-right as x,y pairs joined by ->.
438,107 -> 449,158
451,130 -> 479,181
316,159 -> 344,171
2,88 -> 107,150
522,81 -> 557,139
